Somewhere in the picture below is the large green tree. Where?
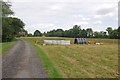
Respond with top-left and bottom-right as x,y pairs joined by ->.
86,28 -> 93,38
2,17 -> 25,41
2,0 -> 25,42
118,26 -> 120,39
110,29 -> 119,39
106,27 -> 112,36
106,27 -> 119,39
55,29 -> 64,37
45,29 -> 64,37
2,1 -> 14,17
71,25 -> 81,38
80,29 -> 87,38
93,31 -> 108,38
34,30 -> 42,37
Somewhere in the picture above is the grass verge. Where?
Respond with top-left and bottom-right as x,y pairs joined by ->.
34,44 -> 62,78
0,41 -> 16,54
24,39 -> 62,78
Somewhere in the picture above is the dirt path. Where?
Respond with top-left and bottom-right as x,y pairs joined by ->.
2,40 -> 47,78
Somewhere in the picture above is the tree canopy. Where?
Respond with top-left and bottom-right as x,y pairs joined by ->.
34,30 -> 42,37
2,1 -> 14,17
44,25 -> 119,39
2,0 -> 25,42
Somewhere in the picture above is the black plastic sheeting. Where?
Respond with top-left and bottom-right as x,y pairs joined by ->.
74,38 -> 87,44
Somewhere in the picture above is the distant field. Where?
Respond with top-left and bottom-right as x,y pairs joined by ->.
0,41 -> 16,54
22,37 -> 118,78
22,37 -> 118,45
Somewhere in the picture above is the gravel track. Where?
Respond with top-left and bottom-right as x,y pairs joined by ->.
2,40 -> 47,78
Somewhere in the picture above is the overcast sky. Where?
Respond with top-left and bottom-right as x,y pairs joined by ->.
5,0 -> 119,34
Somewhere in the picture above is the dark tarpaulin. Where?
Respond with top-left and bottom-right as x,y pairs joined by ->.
74,38 -> 87,44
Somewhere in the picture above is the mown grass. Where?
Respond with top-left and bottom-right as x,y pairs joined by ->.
22,37 -> 118,78
0,41 -> 16,54
40,44 -> 118,78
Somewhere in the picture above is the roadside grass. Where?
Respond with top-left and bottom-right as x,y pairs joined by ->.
0,41 -> 16,54
23,38 -> 62,78
0,43 -> 1,54
34,44 -> 62,78
22,37 -> 118,78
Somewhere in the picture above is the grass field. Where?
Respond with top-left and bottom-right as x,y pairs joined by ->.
0,41 -> 16,54
22,37 -> 118,78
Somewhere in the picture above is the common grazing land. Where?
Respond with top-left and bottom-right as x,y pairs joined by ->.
22,37 -> 118,78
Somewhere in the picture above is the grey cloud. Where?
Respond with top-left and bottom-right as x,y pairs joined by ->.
11,0 -> 118,33
96,6 -> 117,15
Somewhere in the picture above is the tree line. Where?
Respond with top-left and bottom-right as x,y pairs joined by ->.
1,0 -> 120,41
1,0 -> 25,42
30,25 -> 120,39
